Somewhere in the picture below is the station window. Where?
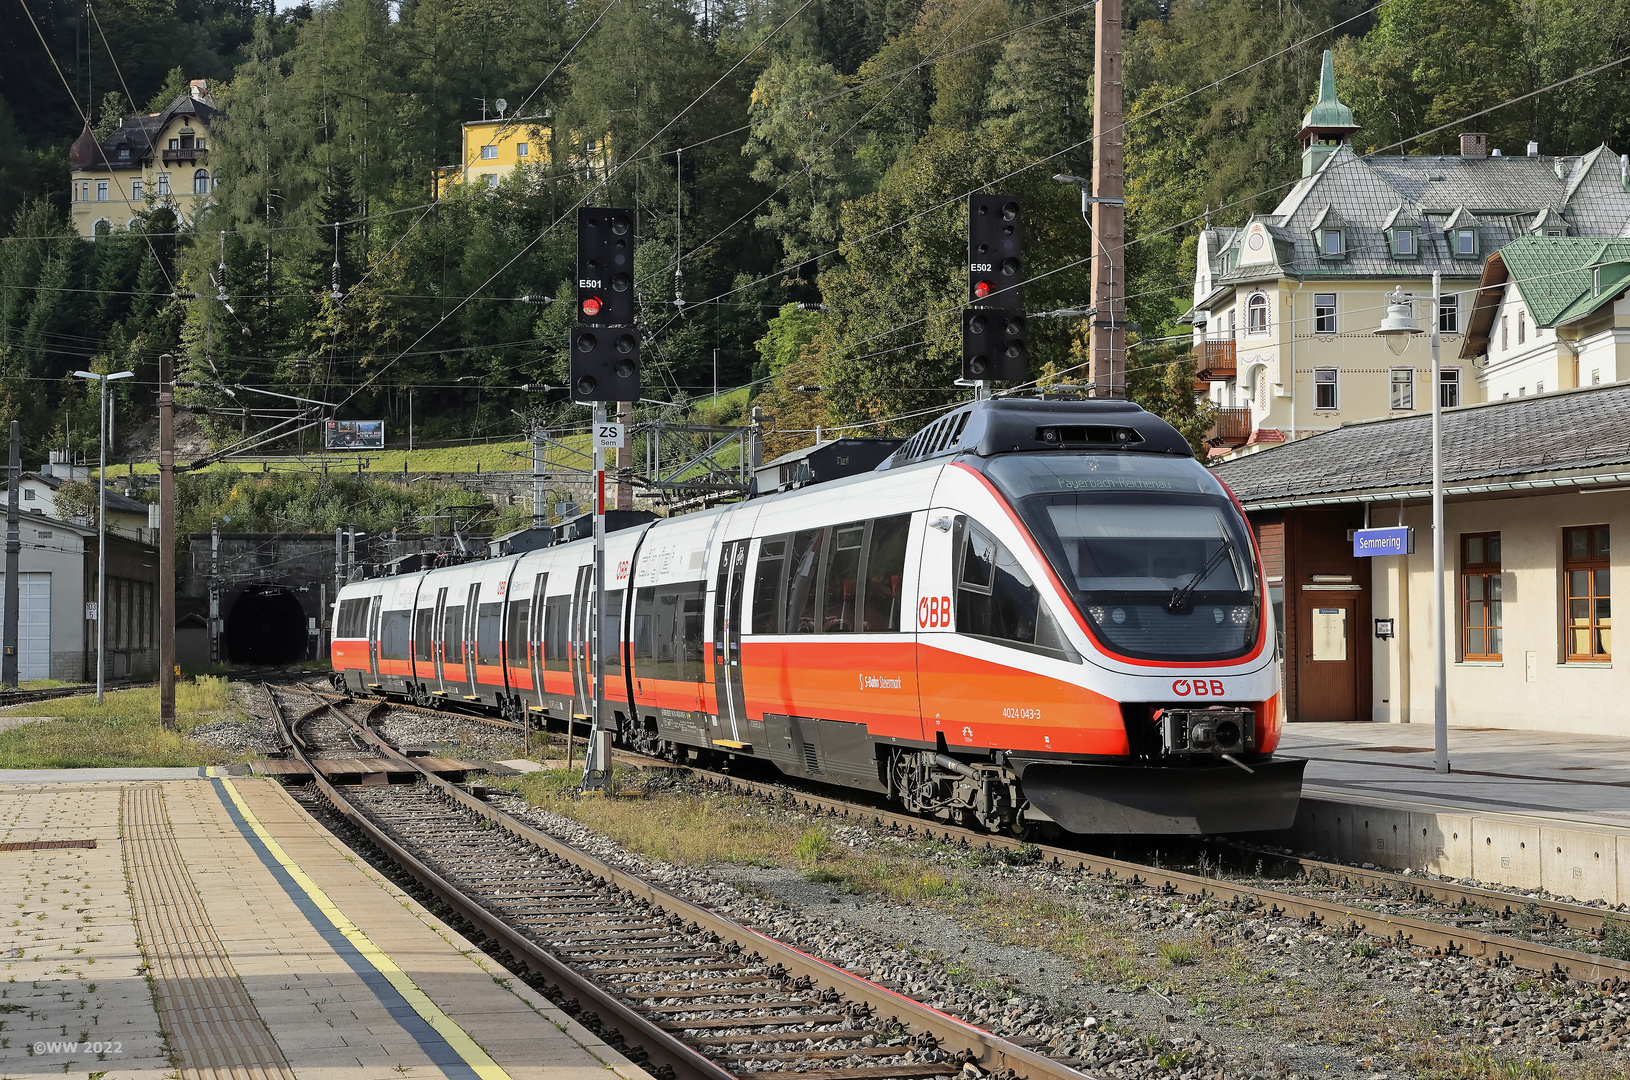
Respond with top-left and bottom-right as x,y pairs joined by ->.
1314,293 -> 1337,334
1314,367 -> 1338,410
1461,533 -> 1502,661
1246,293 -> 1269,335
1440,368 -> 1460,408
1438,294 -> 1459,334
1564,526 -> 1611,662
1390,368 -> 1414,410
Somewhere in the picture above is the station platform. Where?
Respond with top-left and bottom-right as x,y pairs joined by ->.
0,772 -> 649,1080
1274,722 -> 1630,904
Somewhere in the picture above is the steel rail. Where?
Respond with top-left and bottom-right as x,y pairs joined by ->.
264,684 -> 736,1080
626,759 -> 1630,989
0,681 -> 142,706
291,685 -> 1089,1080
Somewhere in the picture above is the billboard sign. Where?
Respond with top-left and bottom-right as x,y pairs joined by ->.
324,419 -> 384,450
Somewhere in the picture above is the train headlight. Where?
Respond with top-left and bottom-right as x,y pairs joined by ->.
1229,606 -> 1252,625
1088,606 -> 1106,622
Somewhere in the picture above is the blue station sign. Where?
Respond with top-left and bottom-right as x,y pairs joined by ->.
1352,526 -> 1414,557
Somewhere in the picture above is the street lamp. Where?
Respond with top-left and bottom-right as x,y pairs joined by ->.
72,369 -> 135,704
1375,275 -> 1449,774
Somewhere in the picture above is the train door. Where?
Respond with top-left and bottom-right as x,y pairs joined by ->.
463,583 -> 480,690
528,572 -> 548,710
711,540 -> 750,741
431,587 -> 449,693
366,595 -> 383,685
571,565 -> 592,720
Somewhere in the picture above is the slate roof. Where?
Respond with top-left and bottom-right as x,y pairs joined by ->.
73,91 -> 220,173
11,471 -> 151,515
1204,144 -> 1630,287
1212,382 -> 1630,506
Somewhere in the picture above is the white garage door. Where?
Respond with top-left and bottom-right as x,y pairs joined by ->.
0,573 -> 52,680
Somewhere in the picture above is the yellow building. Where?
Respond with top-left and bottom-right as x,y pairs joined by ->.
436,115 -> 606,195
68,80 -> 220,239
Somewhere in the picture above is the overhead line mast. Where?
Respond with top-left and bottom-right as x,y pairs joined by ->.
1090,0 -> 1125,398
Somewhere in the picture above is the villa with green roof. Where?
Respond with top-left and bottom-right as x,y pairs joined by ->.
1460,236 -> 1630,396
1187,50 -> 1630,458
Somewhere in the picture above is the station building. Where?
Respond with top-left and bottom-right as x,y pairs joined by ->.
1186,51 -> 1630,457
1213,381 -> 1630,736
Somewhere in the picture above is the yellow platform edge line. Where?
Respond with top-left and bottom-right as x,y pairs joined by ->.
220,777 -> 514,1080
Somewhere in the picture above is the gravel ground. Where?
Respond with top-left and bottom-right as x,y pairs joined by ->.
374,710 -> 528,761
490,789 -> 1630,1080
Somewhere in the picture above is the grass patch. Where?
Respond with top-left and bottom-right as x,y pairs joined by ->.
0,677 -> 246,768
794,828 -> 831,865
1157,939 -> 1199,966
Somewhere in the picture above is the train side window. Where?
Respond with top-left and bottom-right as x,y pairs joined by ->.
337,598 -> 368,638
543,596 -> 570,671
863,515 -> 910,632
821,524 -> 866,632
603,589 -> 625,675
752,537 -> 788,634
413,607 -> 434,662
506,598 -> 530,666
786,529 -> 824,634
954,518 -> 1076,660
443,604 -> 465,663
477,602 -> 503,666
681,583 -> 706,680
633,587 -> 658,675
380,610 -> 411,660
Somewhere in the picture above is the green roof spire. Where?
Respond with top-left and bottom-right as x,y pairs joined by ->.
1299,50 -> 1359,137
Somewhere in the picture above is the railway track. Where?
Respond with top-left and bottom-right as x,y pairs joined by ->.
0,681 -> 141,706
613,753 -> 1630,989
264,682 -> 1085,1080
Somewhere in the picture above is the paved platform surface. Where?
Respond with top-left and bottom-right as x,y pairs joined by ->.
0,776 -> 648,1080
1281,721 -> 1630,829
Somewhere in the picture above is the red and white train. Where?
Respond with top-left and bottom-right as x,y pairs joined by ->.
331,398 -> 1304,834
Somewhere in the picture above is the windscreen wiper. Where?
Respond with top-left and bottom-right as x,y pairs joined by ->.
1166,537 -> 1236,614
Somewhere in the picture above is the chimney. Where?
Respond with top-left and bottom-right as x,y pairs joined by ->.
1460,133 -> 1488,157
1527,140 -> 1540,157
189,79 -> 210,103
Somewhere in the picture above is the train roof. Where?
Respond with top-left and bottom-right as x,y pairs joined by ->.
877,397 -> 1193,472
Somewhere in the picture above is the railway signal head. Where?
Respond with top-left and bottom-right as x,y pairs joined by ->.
570,326 -> 641,403
968,194 -> 1022,308
577,207 -> 634,327
962,309 -> 1027,383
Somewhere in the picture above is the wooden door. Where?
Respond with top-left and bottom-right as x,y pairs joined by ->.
1298,594 -> 1358,721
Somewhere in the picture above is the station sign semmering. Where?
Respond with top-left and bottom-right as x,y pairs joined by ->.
1352,525 -> 1414,557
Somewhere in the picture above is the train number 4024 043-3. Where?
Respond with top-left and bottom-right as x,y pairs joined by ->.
1001,706 -> 1042,720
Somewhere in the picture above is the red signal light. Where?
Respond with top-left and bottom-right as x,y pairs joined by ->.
582,296 -> 603,317
973,281 -> 992,299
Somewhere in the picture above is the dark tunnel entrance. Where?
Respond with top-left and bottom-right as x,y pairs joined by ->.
224,587 -> 309,664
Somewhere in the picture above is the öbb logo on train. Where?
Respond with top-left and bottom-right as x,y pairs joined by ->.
917,595 -> 953,628
1171,678 -> 1226,697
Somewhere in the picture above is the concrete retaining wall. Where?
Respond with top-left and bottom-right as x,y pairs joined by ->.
1273,795 -> 1630,905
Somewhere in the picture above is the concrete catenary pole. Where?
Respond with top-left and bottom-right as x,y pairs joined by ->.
1431,271 -> 1450,774
1090,0 -> 1126,398
96,377 -> 108,702
159,354 -> 175,730
615,400 -> 633,511
2,421 -> 20,688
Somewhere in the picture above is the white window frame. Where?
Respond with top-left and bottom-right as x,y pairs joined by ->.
481,145 -> 498,160
485,174 -> 499,189
1314,367 -> 1339,410
1438,293 -> 1459,334
516,142 -> 529,157
1313,293 -> 1337,334
130,179 -> 143,200
96,181 -> 108,202
1456,228 -> 1477,256
1246,292 -> 1270,335
1321,230 -> 1342,256
1395,229 -> 1415,256
157,173 -> 171,196
1440,368 -> 1460,408
1390,367 -> 1415,410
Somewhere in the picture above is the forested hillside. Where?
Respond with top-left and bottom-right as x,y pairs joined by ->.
6,0 -> 1630,466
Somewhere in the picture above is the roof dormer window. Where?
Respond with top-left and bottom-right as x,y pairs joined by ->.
1392,228 -> 1416,258
118,147 -> 129,160
1320,228 -> 1343,257
1455,228 -> 1477,257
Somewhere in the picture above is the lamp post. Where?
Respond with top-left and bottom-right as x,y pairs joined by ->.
72,369 -> 135,704
1376,277 -> 1448,774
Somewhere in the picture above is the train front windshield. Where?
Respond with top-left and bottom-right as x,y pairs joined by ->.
984,454 -> 1261,662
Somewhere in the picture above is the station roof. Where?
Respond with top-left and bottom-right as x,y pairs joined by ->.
1212,381 -> 1630,508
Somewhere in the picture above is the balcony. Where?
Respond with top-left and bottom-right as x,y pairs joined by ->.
162,146 -> 207,164
1195,338 -> 1237,381
1207,406 -> 1251,447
